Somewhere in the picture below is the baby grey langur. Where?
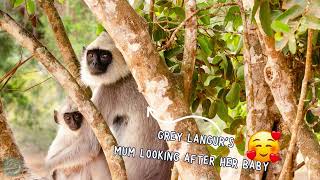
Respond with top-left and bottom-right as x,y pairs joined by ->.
45,101 -> 110,180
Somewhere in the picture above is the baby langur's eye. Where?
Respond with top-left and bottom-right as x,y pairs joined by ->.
64,114 -> 71,121
88,53 -> 93,58
73,112 -> 83,121
255,145 -> 262,147
266,145 -> 272,147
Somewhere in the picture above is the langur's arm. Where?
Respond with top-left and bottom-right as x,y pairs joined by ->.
45,137 -> 100,172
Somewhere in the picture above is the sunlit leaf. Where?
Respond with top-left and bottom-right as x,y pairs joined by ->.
271,20 -> 290,33
96,24 -> 105,35
275,5 -> 304,23
13,0 -> 24,8
259,0 -> 273,36
236,65 -> 244,81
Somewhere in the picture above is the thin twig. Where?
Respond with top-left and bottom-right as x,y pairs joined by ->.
294,161 -> 305,171
278,29 -> 314,180
0,56 -> 33,83
150,0 -> 155,22
3,77 -> 52,92
0,56 -> 33,90
160,2 -> 238,50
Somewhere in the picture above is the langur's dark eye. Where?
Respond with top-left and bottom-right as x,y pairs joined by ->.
88,53 -> 94,58
73,112 -> 83,121
64,114 -> 71,122
99,51 -> 112,62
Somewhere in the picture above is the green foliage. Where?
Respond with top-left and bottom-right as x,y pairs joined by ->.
1,0 -> 98,151
253,0 -> 320,54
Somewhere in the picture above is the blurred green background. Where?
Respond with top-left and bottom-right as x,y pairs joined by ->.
0,0 -> 98,153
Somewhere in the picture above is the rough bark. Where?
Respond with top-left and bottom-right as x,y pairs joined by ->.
0,98 -> 27,179
181,0 -> 197,103
262,35 -> 320,180
278,30 -> 314,180
37,0 -> 91,97
0,11 -> 127,180
239,16 -> 279,179
82,0 -> 220,179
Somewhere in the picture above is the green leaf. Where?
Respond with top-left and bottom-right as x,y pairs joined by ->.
271,20 -> 290,33
216,146 -> 230,157
13,0 -> 24,8
225,82 -> 240,109
96,24 -> 105,35
251,0 -> 260,21
26,0 -> 35,14
153,26 -> 166,41
191,97 -> 201,113
236,65 -> 244,81
275,5 -> 304,23
288,33 -> 296,54
202,99 -> 211,117
216,100 -> 232,122
204,75 -> 216,86
235,133 -> 245,155
208,101 -> 217,119
306,110 -> 318,124
200,16 -> 211,25
198,36 -> 212,56
164,47 -> 183,59
259,0 -> 273,36
170,7 -> 185,20
302,15 -> 320,30
57,0 -> 65,4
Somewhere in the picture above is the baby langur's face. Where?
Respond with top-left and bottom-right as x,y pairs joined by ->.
54,110 -> 83,131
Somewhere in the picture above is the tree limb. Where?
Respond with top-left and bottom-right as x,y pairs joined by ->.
0,98 -> 27,179
261,33 -> 320,180
82,0 -> 220,179
181,0 -> 197,103
278,29 -> 314,180
0,10 -> 127,180
37,0 -> 91,97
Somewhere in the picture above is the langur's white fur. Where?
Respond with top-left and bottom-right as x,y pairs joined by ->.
80,32 -> 130,87
45,102 -> 110,180
80,32 -> 172,180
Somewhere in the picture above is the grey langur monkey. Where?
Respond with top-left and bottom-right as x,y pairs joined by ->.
81,32 -> 173,180
45,101 -> 110,180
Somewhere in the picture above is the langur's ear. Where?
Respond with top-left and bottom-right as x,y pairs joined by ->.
82,46 -> 86,52
53,110 -> 59,124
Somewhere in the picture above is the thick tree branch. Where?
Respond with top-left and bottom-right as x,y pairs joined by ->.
0,10 -> 127,180
261,33 -> 320,179
82,0 -> 220,179
279,29 -> 314,180
238,1 -> 282,178
37,0 -> 91,97
0,98 -> 27,179
181,0 -> 197,103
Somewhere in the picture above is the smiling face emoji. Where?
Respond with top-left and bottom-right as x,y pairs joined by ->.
247,131 -> 280,162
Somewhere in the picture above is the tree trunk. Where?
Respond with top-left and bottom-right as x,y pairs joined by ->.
240,20 -> 279,179
82,0 -> 220,179
262,35 -> 320,180
0,11 -> 127,180
0,98 -> 27,179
